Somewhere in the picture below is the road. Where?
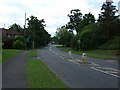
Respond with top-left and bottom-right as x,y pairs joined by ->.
37,45 -> 119,88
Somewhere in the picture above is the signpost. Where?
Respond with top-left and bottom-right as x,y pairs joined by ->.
77,39 -> 81,50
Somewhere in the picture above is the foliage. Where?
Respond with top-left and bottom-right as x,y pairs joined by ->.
70,34 -> 81,50
98,1 -> 119,40
9,23 -> 23,32
16,36 -> 24,42
13,40 -> 24,49
56,27 -> 73,47
66,9 -> 82,34
51,36 -> 59,44
99,36 -> 120,50
78,12 -> 95,33
2,36 -> 16,49
26,16 -> 51,48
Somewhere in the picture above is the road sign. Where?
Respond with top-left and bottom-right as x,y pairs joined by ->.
24,35 -> 34,42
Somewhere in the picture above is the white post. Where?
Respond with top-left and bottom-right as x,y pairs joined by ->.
68,51 -> 72,57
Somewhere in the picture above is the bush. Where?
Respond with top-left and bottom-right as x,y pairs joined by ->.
80,29 -> 99,50
99,36 -> 120,50
16,36 -> 24,42
13,40 -> 24,49
2,36 -> 16,49
78,23 -> 101,50
70,34 -> 81,50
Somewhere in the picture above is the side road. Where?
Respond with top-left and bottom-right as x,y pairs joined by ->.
2,50 -> 34,88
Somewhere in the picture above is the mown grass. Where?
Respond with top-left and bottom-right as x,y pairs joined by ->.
2,49 -> 23,63
27,50 -> 37,57
56,46 -> 117,59
26,59 -> 67,88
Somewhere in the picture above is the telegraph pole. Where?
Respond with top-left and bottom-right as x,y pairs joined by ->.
24,13 -> 27,50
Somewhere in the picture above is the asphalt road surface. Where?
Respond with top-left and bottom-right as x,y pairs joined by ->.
38,45 -> 119,88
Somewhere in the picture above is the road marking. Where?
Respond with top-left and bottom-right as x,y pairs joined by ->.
49,46 -> 120,78
91,67 -> 120,78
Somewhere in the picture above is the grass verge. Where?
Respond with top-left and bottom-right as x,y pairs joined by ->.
27,50 -> 37,57
56,46 -> 118,60
26,59 -> 67,88
2,49 -> 23,63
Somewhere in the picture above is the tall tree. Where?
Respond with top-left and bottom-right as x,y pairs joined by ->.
26,15 -> 50,48
66,9 -> 82,34
98,1 -> 119,39
9,23 -> 23,32
55,27 -> 73,47
78,12 -> 95,33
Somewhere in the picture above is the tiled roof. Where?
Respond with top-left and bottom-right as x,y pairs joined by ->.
1,28 -> 23,35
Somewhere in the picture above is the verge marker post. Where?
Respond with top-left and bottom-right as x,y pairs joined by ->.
68,51 -> 72,58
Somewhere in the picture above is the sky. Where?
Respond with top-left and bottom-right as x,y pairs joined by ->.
0,0 -> 119,36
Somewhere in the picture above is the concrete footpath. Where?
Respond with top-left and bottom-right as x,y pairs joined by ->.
2,50 -> 34,88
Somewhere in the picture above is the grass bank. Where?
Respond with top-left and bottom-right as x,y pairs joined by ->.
56,46 -> 118,60
27,50 -> 37,57
26,59 -> 67,88
2,49 -> 23,63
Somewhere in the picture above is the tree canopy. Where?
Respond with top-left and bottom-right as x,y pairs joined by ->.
9,23 -> 23,32
26,15 -> 50,48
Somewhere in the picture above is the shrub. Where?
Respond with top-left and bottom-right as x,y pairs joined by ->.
13,40 -> 24,49
70,34 -> 81,50
99,36 -> 120,50
16,36 -> 24,42
2,36 -> 16,49
79,23 -> 100,50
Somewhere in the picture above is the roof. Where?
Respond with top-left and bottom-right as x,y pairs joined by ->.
1,28 -> 24,35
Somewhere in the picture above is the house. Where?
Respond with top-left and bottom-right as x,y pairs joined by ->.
0,28 -> 24,38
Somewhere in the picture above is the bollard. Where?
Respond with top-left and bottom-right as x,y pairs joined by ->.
68,51 -> 72,57
82,53 -> 87,62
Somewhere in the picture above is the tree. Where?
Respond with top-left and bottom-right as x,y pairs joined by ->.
26,15 -> 50,48
66,9 -> 82,34
98,1 -> 119,40
78,12 -> 95,33
55,27 -> 73,47
9,23 -> 23,32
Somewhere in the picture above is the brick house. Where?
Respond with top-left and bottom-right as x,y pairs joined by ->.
0,28 -> 24,38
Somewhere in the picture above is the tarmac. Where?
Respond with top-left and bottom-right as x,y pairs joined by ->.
2,50 -> 35,88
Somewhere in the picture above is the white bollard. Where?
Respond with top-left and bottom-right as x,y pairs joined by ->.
68,51 -> 72,57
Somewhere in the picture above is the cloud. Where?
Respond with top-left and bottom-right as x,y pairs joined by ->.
0,0 -> 118,36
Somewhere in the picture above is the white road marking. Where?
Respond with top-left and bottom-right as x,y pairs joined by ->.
49,46 -> 120,78
91,67 -> 120,78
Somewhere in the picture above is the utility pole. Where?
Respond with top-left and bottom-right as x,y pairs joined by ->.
24,13 -> 27,50
33,29 -> 35,49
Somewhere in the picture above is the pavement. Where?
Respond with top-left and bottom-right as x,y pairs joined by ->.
38,45 -> 120,88
2,50 -> 34,88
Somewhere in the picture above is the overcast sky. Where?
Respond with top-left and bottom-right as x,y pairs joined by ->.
0,0 -> 118,36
